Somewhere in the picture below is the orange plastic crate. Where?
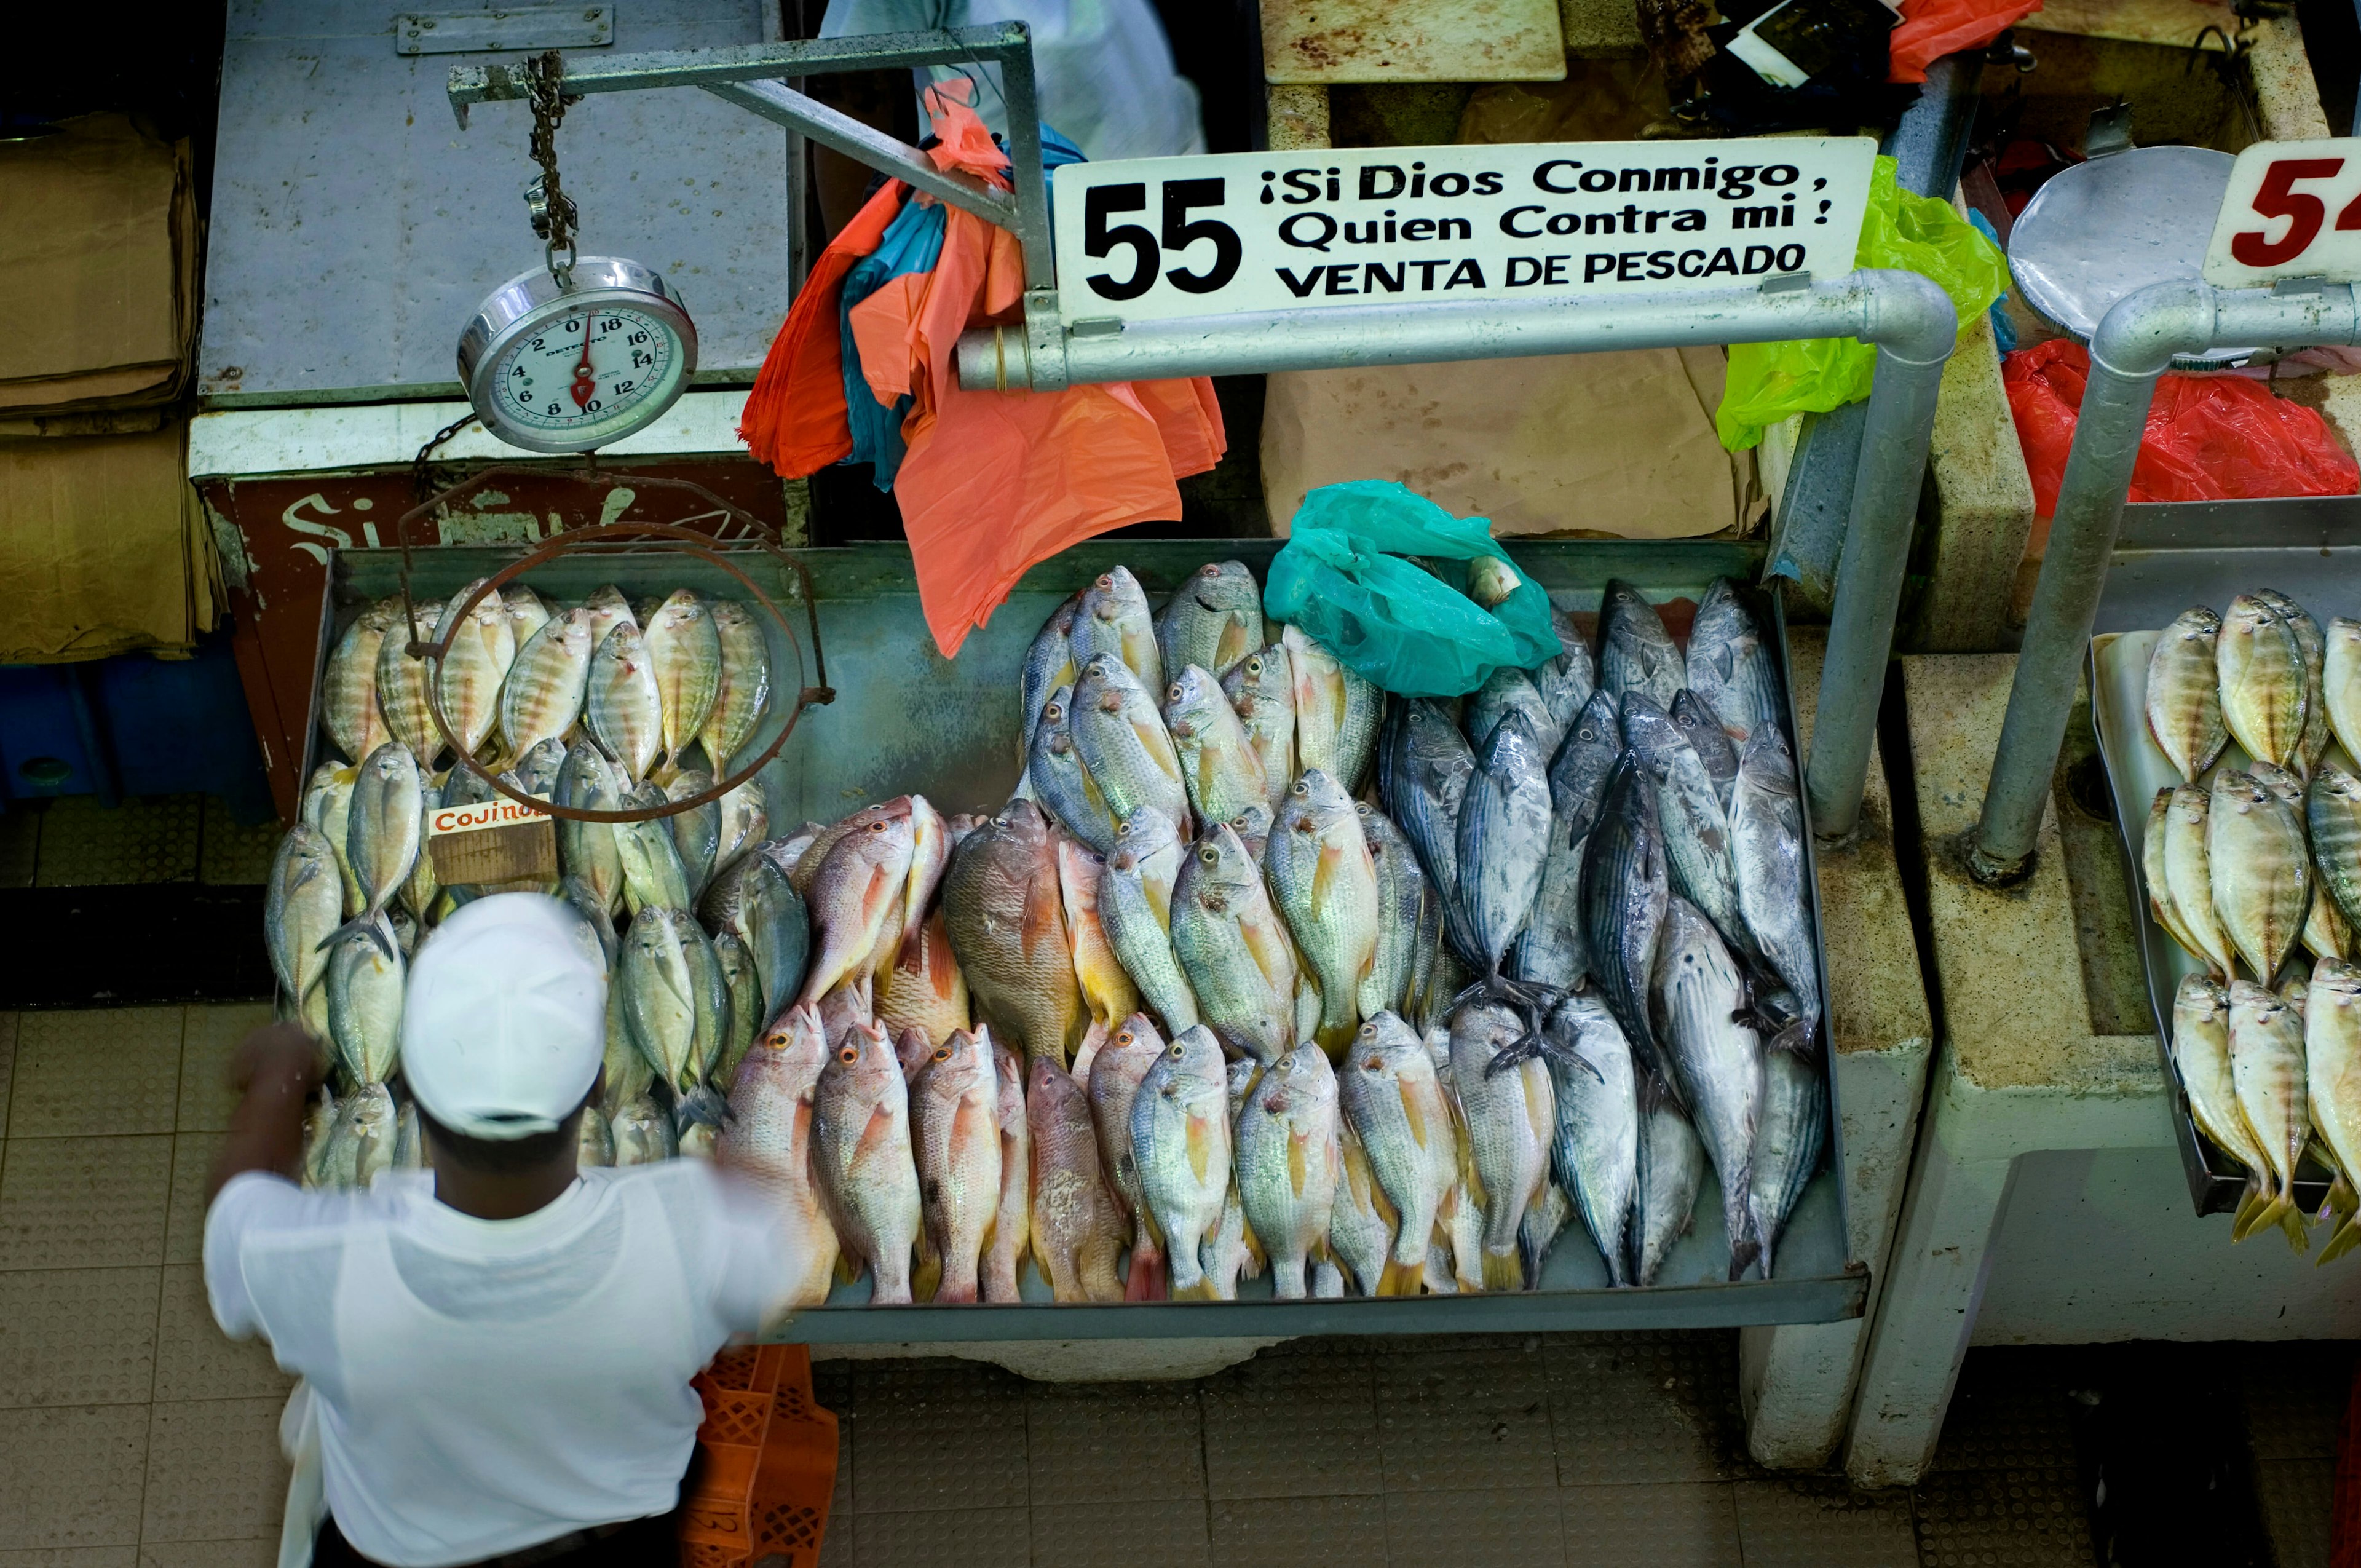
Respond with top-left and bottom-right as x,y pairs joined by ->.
679,1345 -> 839,1568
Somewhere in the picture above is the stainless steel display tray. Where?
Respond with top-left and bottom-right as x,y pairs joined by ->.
2086,495 -> 2361,1216
322,537 -> 1864,1339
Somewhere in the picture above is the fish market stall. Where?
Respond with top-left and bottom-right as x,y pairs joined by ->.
266,528 -> 1870,1340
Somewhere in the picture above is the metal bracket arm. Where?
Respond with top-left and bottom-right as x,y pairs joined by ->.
1968,279 -> 2361,882
702,78 -> 1014,231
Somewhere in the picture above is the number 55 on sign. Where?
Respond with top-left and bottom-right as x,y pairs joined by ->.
2204,140 -> 2361,287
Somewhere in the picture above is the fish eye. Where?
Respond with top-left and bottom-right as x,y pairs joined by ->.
1245,657 -> 1262,675
1117,1031 -> 1134,1047
933,1046 -> 952,1063
1169,1043 -> 1185,1058
1200,563 -> 1219,578
837,1045 -> 858,1063
1200,846 -> 1219,863
1096,574 -> 1114,590
1292,780 -> 1310,795
1359,1023 -> 1377,1039
1168,683 -> 1184,702
868,820 -> 886,832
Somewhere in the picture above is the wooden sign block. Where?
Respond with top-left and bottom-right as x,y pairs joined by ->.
427,794 -> 558,885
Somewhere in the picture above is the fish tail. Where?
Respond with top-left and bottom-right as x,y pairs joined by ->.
1125,1235 -> 1169,1301
1168,1269 -> 1222,1302
2239,1191 -> 2291,1244
933,1269 -> 978,1305
316,909 -> 395,960
2318,1216 -> 2361,1266
911,1246 -> 945,1304
1377,1257 -> 1423,1297
1480,1246 -> 1523,1292
2279,1202 -> 2313,1255
833,1250 -> 864,1286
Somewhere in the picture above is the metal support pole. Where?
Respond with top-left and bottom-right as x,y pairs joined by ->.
1968,279 -> 2361,881
1808,274 -> 1958,837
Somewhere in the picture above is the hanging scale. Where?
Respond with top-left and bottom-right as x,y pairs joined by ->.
456,51 -> 698,454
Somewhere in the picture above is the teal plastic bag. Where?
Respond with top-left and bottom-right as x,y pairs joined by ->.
1715,156 -> 2012,451
1266,480 -> 1560,697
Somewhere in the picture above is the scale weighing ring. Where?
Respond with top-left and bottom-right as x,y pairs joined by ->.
2008,145 -> 2259,370
458,256 -> 698,453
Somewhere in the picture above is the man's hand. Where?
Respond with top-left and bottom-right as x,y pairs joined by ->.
207,1023 -> 329,1206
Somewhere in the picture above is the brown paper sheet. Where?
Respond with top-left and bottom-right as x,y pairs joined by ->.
0,422 -> 223,663
0,113 -> 195,414
1260,347 -> 1763,538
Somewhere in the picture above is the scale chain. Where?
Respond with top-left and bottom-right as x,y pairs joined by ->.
523,50 -> 582,287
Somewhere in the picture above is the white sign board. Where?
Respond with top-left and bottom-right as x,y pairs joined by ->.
427,796 -> 550,837
2204,139 -> 2361,287
1048,137 -> 1880,325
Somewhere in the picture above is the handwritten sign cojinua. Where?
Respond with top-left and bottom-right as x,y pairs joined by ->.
426,793 -> 558,887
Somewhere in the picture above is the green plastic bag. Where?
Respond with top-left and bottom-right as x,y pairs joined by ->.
1715,155 -> 2011,451
1266,480 -> 1561,697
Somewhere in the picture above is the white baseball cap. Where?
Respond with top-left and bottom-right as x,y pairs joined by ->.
400,893 -> 608,1139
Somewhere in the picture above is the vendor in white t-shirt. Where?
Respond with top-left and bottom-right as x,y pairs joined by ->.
204,894 -> 806,1568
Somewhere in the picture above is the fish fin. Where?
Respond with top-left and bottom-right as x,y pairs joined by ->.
911,1244 -> 944,1304
1169,1273 -> 1222,1302
1480,1248 -> 1523,1291
834,1249 -> 864,1286
2319,1216 -> 2361,1266
1377,1257 -> 1423,1297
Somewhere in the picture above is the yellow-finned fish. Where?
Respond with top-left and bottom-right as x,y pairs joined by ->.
2210,766 -> 2312,985
323,600 -> 398,765
2145,606 -> 2228,783
2218,593 -> 2308,770
812,1018 -> 923,1303
718,1003 -> 840,1309
1026,1053 -> 1127,1302
910,1027 -> 1004,1304
2228,978 -> 2311,1251
2162,784 -> 2235,978
1233,1043 -> 1343,1299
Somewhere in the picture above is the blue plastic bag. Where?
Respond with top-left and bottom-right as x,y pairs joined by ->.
1266,480 -> 1560,697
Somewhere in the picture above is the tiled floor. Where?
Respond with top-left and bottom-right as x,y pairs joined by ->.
0,793 -> 279,890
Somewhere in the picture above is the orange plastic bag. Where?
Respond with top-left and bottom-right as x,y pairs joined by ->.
737,181 -> 908,478
745,82 -> 1224,656
2003,338 -> 2359,518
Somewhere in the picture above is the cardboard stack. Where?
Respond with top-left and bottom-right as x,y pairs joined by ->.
0,113 -> 220,663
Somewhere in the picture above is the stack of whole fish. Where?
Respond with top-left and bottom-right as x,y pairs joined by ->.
2137,591 -> 2361,1261
274,554 -> 1833,1303
278,579 -> 793,1190
1377,575 -> 1824,1283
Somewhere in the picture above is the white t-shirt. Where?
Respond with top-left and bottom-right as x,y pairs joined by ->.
204,1163 -> 796,1568
820,0 -> 1206,164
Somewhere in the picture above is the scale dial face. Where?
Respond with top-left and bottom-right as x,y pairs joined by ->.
488,303 -> 683,444
458,259 -> 698,454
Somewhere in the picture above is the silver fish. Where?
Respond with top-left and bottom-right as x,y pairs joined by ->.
1100,808 -> 1199,1033
1356,805 -> 1429,1021
1284,625 -> 1383,794
1655,896 -> 1765,1280
1329,1123 -> 1398,1297
1550,689 -> 1623,842
662,769 -> 724,898
1685,577 -> 1782,743
1171,823 -> 1297,1063
1069,653 -> 1191,830
1455,711 -> 1553,977
325,917 -> 405,1085
1339,1011 -> 1459,1294
1086,1013 -> 1170,1299
1265,768 -> 1382,1052
711,929 -> 762,1088
909,1026 -> 1004,1304
1070,565 -> 1164,699
1599,579 -> 1683,713
611,1091 -> 678,1165
498,606 -> 595,764
1019,592 -> 1082,768
1028,683 -> 1121,855
1448,998 -> 1556,1291
323,743 -> 424,960
607,781 -> 693,916
322,1082 -> 398,1190
1632,1079 -> 1705,1285
1157,559 -> 1263,684
1234,1043 -> 1343,1299
2257,589 -> 2328,776
586,621 -> 664,785
620,904 -> 704,1100
2210,766 -> 2311,985
2145,606 -> 2229,784
698,600 -> 772,775
1508,808 -> 1586,993
1466,666 -> 1560,758
556,743 -> 624,916
1532,606 -> 1596,734
1624,692 -> 1750,964
1222,643 -> 1297,815
1129,1024 -> 1233,1297
1544,992 -> 1637,1286
1732,726 -> 1821,1048
322,601 -> 397,766
1671,689 -> 1741,814
1748,1035 -> 1826,1279
1165,663 -> 1268,828
2218,593 -> 2308,772
1378,699 -> 1478,957
712,776 -> 769,881
266,824 -> 343,1019
643,589 -> 722,777
582,585 -> 636,651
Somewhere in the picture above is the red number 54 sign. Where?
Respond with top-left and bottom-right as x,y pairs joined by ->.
2204,140 -> 2361,287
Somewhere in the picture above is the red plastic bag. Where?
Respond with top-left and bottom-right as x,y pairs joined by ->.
1887,0 -> 2044,82
2003,338 -> 2359,518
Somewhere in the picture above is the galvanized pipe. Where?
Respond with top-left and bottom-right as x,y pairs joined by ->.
960,267 -> 1958,837
1968,279 -> 2361,881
